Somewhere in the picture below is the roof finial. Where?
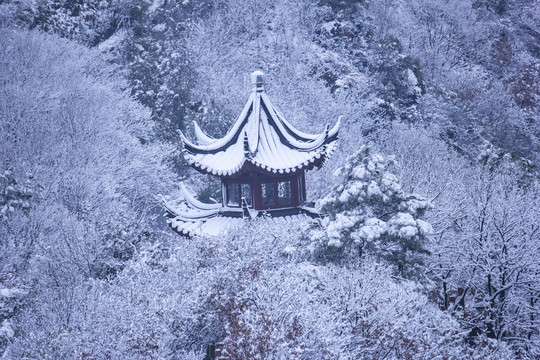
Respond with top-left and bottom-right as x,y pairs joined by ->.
251,70 -> 264,92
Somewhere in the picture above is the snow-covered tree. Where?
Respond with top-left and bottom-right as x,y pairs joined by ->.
378,124 -> 540,357
444,162 -> 540,356
0,28 -> 178,358
1,0 -> 539,356
0,168 -> 39,219
310,145 -> 432,278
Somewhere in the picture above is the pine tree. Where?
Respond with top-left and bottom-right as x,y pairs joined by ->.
310,145 -> 432,278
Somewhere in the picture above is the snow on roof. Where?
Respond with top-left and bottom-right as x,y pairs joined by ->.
162,185 -> 320,237
168,210 -> 317,237
180,71 -> 340,176
169,215 -> 244,237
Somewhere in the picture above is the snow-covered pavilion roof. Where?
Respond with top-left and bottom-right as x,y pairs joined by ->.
180,71 -> 340,177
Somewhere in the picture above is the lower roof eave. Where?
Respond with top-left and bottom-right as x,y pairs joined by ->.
167,205 -> 321,237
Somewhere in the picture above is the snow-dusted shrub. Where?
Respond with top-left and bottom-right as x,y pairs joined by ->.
0,0 -> 116,45
2,206 -> 514,358
310,145 -> 432,278
0,168 -> 39,219
0,28 -> 177,358
324,261 -> 515,360
129,217 -> 511,359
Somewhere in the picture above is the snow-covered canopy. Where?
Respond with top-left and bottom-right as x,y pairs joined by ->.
180,71 -> 340,176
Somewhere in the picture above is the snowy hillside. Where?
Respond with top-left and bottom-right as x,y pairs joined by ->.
0,0 -> 539,358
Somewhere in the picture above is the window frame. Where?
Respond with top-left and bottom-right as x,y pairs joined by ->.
259,180 -> 294,209
261,182 -> 277,208
241,183 -> 253,207
277,180 -> 292,206
226,183 -> 240,207
224,182 -> 253,208
298,173 -> 306,204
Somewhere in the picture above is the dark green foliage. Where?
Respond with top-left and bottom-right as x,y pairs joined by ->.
122,1 -> 202,140
310,146 -> 432,279
0,167 -> 39,219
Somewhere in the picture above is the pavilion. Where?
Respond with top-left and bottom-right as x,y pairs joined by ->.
164,71 -> 340,236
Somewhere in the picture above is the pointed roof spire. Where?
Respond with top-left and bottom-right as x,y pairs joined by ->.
251,70 -> 264,92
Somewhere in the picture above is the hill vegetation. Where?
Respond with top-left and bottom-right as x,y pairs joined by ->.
0,0 -> 539,358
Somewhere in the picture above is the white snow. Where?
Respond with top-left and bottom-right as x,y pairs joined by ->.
352,165 -> 366,179
0,320 -> 14,338
399,226 -> 418,238
358,218 -> 387,241
407,69 -> 418,86
148,0 -> 165,13
416,219 -> 433,235
321,21 -> 337,34
338,183 -> 363,202
392,212 -> 417,227
367,181 -> 383,198
152,23 -> 167,32
327,237 -> 343,247
381,172 -> 400,192
283,246 -> 297,255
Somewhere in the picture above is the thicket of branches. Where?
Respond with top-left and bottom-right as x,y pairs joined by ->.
0,0 -> 539,358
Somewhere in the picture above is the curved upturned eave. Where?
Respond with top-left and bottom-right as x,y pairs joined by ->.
261,94 -> 340,143
181,94 -> 254,154
193,121 -> 216,145
181,92 -> 340,155
263,95 -> 319,142
181,83 -> 340,177
259,93 -> 330,151
180,183 -> 221,210
161,195 -> 220,221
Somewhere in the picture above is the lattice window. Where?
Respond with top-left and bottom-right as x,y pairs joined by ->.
262,183 -> 276,207
226,183 -> 239,206
241,183 -> 252,207
278,181 -> 291,205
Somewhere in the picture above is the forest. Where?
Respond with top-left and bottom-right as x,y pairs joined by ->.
0,0 -> 539,358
